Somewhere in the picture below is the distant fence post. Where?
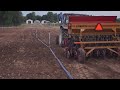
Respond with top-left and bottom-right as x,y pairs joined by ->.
49,31 -> 50,46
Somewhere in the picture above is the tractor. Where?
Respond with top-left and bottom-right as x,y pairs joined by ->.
56,13 -> 120,63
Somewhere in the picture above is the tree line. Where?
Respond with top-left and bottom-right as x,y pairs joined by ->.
0,11 -> 120,27
0,11 -> 24,26
25,12 -> 58,23
0,11 -> 59,26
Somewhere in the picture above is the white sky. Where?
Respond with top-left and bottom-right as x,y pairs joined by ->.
22,11 -> 120,18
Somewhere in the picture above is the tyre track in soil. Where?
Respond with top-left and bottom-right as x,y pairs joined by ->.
85,58 -> 120,79
1,26 -> 120,79
36,27 -> 120,79
0,28 -> 67,79
28,29 -> 68,79
34,29 -> 73,79
36,28 -> 95,79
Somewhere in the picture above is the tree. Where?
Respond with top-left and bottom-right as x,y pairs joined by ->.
36,15 -> 42,21
23,16 -> 27,23
12,11 -> 24,26
53,13 -> 58,22
26,12 -> 36,21
0,11 -> 5,25
41,15 -> 47,20
0,11 -> 24,26
3,11 -> 14,26
24,11 -> 59,23
46,12 -> 54,22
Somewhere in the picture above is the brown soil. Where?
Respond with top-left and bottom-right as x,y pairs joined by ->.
0,25 -> 120,79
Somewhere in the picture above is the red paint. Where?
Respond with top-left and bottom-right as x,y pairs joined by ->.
69,16 -> 117,23
95,23 -> 103,31
74,42 -> 81,44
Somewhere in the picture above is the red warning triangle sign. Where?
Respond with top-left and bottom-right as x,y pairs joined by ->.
95,23 -> 103,31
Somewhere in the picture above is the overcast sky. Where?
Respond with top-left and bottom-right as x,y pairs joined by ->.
22,11 -> 120,18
